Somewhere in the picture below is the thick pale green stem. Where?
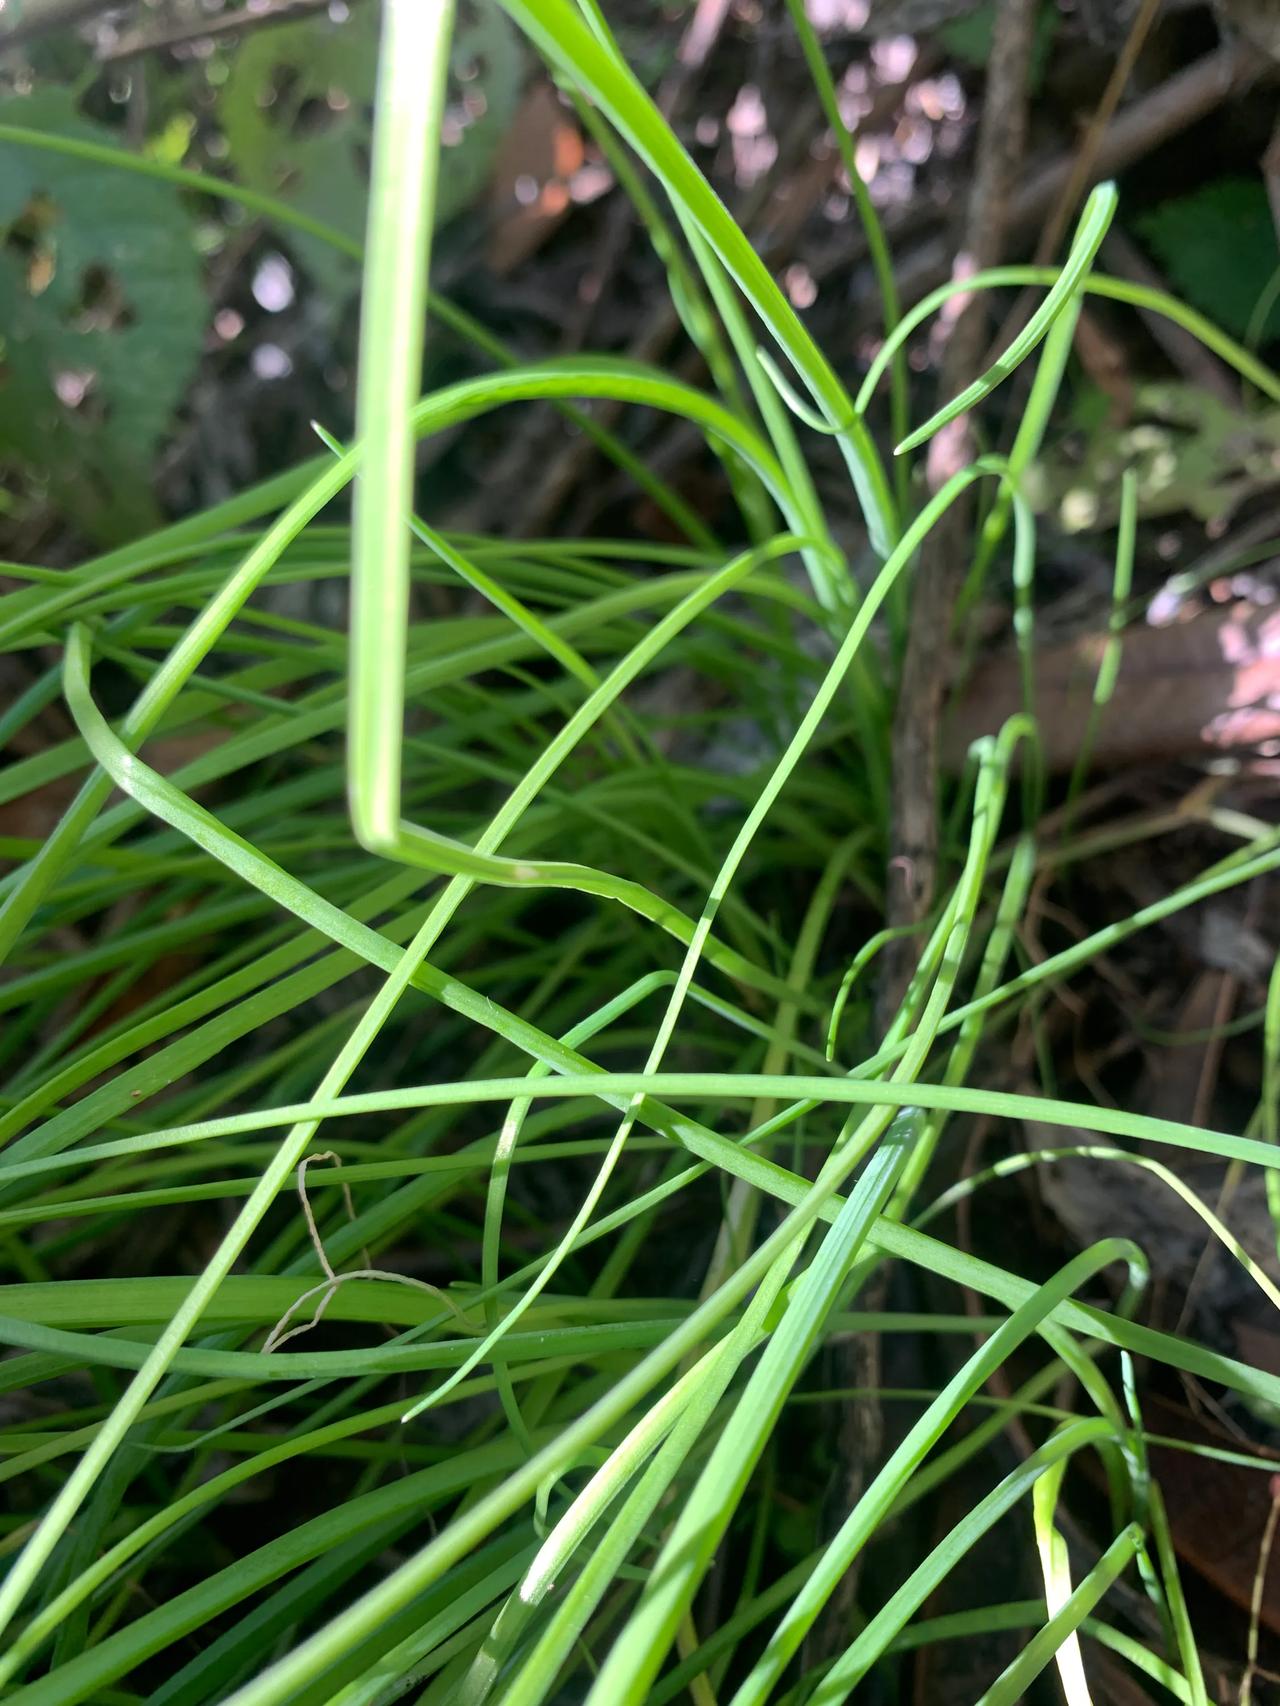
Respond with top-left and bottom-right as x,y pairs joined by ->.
349,0 -> 456,851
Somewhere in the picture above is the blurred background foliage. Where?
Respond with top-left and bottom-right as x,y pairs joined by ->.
0,0 -> 522,541
0,0 -> 1277,554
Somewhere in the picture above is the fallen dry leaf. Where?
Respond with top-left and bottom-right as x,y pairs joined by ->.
487,81 -> 590,275
947,600 -> 1280,771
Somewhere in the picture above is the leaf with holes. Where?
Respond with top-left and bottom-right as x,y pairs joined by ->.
218,0 -> 522,297
444,1 -> 524,216
217,4 -> 379,298
0,88 -> 205,542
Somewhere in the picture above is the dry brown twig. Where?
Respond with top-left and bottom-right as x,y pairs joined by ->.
261,1150 -> 473,1353
0,0 -> 117,51
843,39 -> 1268,340
880,0 -> 1038,1028
0,0 -> 365,58
805,0 -> 1038,1667
99,0 -> 363,62
799,7 -> 1040,1676
984,0 -> 1165,365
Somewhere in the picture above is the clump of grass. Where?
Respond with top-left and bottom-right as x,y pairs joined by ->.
1,3 -> 1279,1704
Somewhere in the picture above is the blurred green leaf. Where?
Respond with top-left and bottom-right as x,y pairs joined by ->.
217,5 -> 380,297
0,88 -> 204,540
940,0 -> 1056,91
1137,178 -> 1280,343
1028,379 -> 1280,530
218,0 -> 521,297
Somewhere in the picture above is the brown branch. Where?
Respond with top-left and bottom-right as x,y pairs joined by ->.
985,0 -> 1164,364
797,7 -> 1039,1680
1034,0 -> 1164,264
659,0 -> 734,112
99,0 -> 367,61
0,0 -> 123,50
946,598 -> 1280,773
1010,38 -> 1267,229
842,40 -> 1267,340
880,0 -> 1038,1030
